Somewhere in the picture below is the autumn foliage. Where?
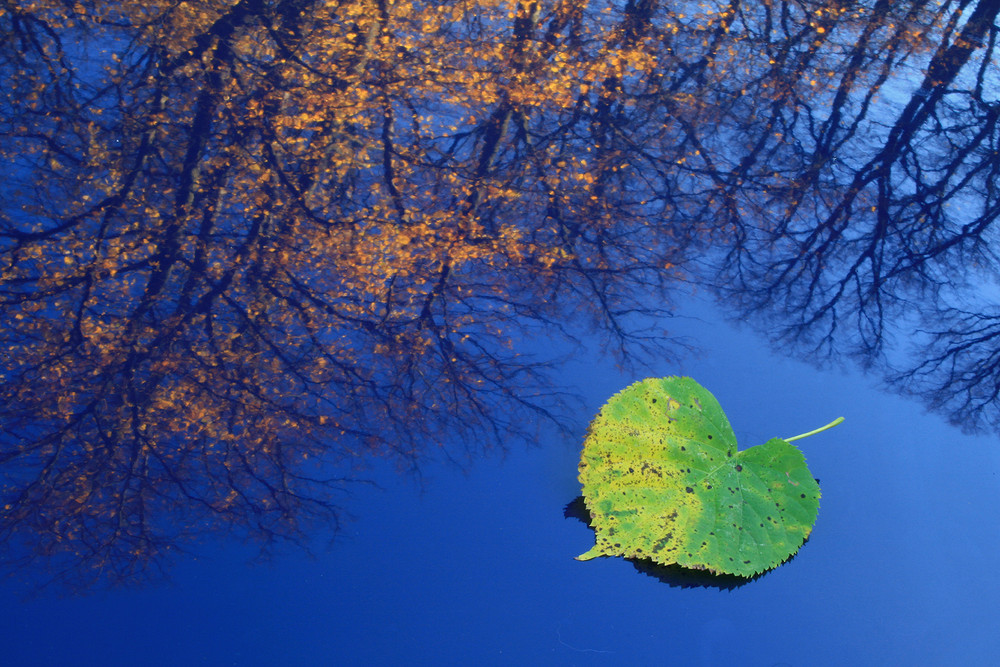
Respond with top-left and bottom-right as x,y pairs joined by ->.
1,0 -> 695,586
2,0 -> 997,587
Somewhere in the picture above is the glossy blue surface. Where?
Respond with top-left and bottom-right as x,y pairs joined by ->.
3,295 -> 998,665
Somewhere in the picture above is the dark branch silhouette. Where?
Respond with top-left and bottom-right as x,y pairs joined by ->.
3,0 -> 1000,590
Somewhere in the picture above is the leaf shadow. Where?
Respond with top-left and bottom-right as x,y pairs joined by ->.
564,497 -> 805,590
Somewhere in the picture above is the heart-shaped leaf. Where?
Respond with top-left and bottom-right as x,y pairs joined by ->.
577,376 -> 835,577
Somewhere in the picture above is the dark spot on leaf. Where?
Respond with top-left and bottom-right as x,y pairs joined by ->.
685,486 -> 693,493
735,464 -> 743,472
707,435 -> 712,439
800,493 -> 806,498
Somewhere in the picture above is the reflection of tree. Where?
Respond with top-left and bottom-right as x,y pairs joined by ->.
0,0 -> 695,588
701,0 -> 1000,431
888,306 -> 1000,433
2,0 -> 998,587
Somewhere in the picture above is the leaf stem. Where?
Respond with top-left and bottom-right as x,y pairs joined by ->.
784,416 -> 844,442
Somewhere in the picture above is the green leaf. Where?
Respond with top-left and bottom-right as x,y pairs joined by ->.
577,376 -> 831,577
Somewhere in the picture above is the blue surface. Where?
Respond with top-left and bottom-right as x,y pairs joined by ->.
2,295 -> 999,665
